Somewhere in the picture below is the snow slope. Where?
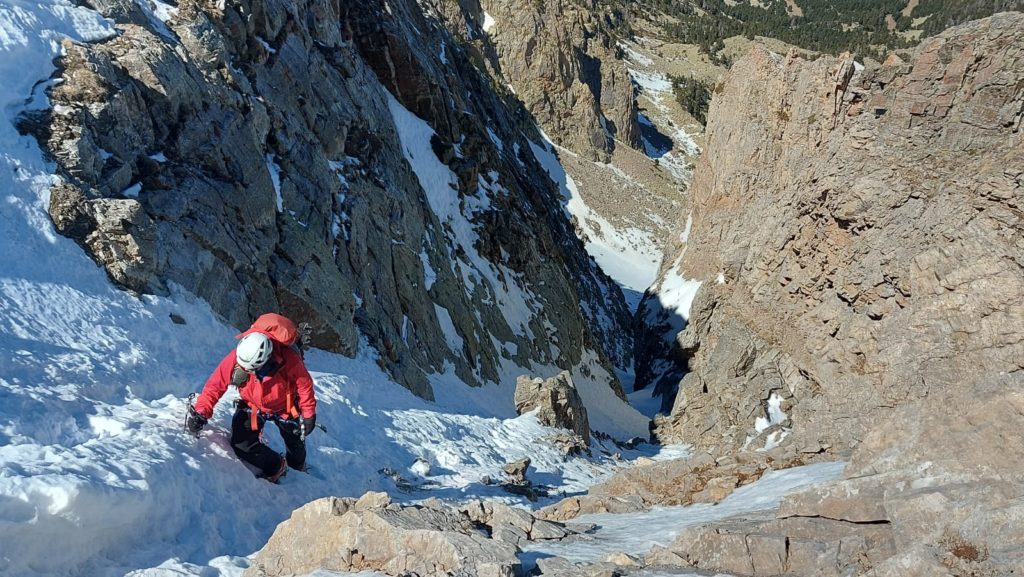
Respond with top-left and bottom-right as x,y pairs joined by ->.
528,137 -> 662,309
387,94 -> 650,441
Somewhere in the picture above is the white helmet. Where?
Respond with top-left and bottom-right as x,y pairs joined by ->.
236,333 -> 273,371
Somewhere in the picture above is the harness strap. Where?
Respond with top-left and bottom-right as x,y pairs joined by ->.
286,390 -> 299,419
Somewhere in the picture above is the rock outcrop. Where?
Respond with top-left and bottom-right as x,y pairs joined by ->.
643,375 -> 1024,576
640,12 -> 1024,452
436,0 -> 639,161
514,371 -> 591,444
245,492 -> 577,577
32,0 -> 634,398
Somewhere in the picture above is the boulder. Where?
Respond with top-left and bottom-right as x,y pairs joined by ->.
459,500 -> 570,547
515,372 -> 590,444
245,494 -> 523,577
502,457 -> 531,485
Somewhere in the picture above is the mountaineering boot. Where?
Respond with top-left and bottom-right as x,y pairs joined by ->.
264,455 -> 288,484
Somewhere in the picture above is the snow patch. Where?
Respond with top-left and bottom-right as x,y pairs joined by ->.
754,392 -> 788,433
419,248 -> 437,290
266,154 -> 283,212
122,182 -> 142,198
482,10 -> 496,32
617,41 -> 652,66
486,126 -> 504,152
387,92 -> 539,340
150,0 -> 177,22
650,257 -> 702,328
433,304 -> 465,353
255,35 -> 276,54
679,210 -> 693,243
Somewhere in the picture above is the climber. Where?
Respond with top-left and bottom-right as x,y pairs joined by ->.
185,313 -> 317,483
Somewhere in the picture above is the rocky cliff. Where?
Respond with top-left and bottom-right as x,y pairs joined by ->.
641,13 -> 1024,452
29,0 -> 634,399
435,0 -> 640,161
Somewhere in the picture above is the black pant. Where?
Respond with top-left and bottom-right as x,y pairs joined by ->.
230,405 -> 306,477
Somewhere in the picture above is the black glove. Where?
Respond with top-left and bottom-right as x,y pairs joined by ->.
300,414 -> 316,439
185,405 -> 208,434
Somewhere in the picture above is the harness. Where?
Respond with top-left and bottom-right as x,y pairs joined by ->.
242,357 -> 300,431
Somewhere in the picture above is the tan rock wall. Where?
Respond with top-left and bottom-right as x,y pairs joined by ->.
647,13 -> 1024,453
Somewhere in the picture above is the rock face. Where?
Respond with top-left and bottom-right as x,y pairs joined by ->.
514,372 -> 591,444
436,0 -> 639,160
245,492 -> 576,577
644,375 -> 1024,576
33,0 -> 634,398
640,13 -> 1024,452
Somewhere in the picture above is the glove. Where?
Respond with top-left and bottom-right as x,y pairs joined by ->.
185,405 -> 208,434
300,414 -> 316,439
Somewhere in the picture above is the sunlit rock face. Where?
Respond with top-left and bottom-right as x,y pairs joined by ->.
642,13 -> 1024,453
34,0 -> 634,398
434,0 -> 640,162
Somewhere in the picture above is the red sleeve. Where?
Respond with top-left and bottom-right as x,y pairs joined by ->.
285,349 -> 317,418
194,351 -> 235,418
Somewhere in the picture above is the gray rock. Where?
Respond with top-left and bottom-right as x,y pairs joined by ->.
436,0 -> 640,161
502,457 -> 531,485
640,375 -> 1024,576
515,372 -> 591,444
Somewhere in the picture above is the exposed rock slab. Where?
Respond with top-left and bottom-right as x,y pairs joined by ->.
537,449 -> 814,521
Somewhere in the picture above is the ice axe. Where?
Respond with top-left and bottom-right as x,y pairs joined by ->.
183,393 -> 201,438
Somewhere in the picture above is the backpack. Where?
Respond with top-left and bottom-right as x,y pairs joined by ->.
237,313 -> 310,355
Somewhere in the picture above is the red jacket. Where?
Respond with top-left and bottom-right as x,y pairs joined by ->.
195,342 -> 316,420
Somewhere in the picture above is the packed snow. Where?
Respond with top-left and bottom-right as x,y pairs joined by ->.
524,461 -> 847,563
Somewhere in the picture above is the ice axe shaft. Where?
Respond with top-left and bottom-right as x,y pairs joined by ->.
183,393 -> 199,439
